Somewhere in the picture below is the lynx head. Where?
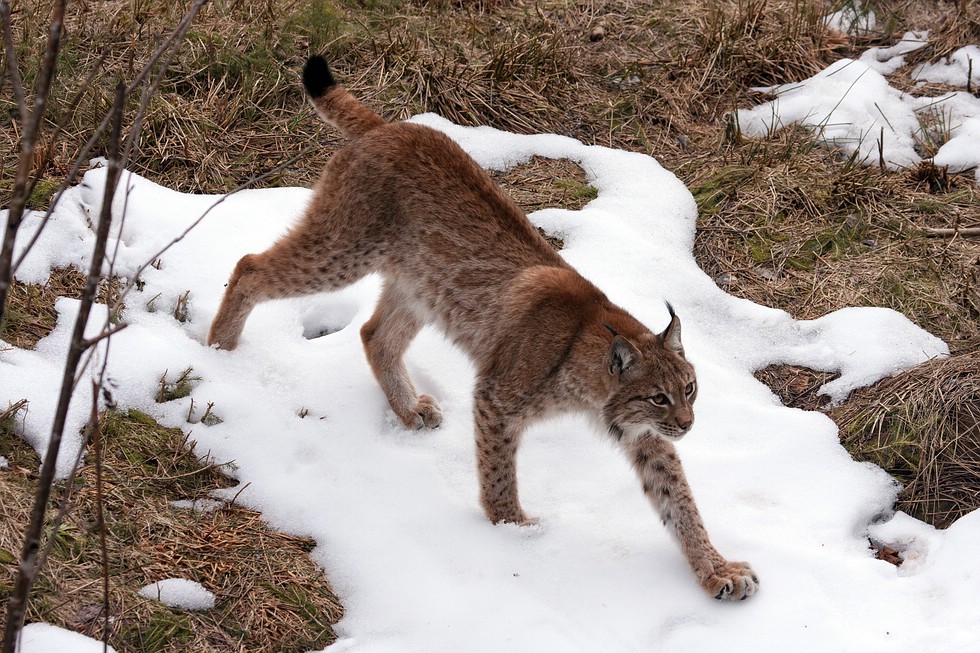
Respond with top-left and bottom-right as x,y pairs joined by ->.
601,305 -> 698,444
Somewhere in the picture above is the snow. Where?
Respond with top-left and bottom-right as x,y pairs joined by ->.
169,497 -> 225,514
932,111 -> 980,183
734,35 -> 980,183
137,578 -> 216,611
736,58 -> 923,170
913,45 -> 980,88
14,623 -> 117,653
2,59 -> 977,653
859,31 -> 928,75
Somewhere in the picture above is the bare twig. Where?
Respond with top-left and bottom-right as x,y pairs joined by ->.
2,81 -> 125,653
123,0 -> 208,164
925,226 -> 980,238
0,0 -> 66,332
115,143 -> 318,303
10,0 -> 209,278
22,52 -> 109,211
90,380 -> 111,649
0,0 -> 25,121
82,321 -> 129,349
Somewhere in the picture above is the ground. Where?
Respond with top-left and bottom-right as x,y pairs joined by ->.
1,0 -> 978,650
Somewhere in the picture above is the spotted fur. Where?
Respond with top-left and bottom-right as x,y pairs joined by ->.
208,56 -> 758,601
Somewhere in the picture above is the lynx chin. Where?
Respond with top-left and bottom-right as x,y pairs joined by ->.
208,55 -> 758,601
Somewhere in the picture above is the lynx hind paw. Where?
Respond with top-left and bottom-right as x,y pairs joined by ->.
706,561 -> 759,601
401,394 -> 443,430
488,509 -> 538,527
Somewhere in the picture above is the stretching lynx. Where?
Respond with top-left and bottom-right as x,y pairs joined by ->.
208,56 -> 758,601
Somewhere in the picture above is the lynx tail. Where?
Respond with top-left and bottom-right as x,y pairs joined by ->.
302,55 -> 384,138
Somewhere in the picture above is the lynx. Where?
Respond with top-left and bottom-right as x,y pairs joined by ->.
208,56 -> 758,601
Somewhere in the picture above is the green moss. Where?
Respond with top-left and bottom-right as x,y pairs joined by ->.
155,367 -> 200,403
268,578 -> 337,633
691,165 -> 756,216
99,409 -> 233,500
554,178 -> 598,201
747,234 -> 772,264
288,0 -> 350,52
124,610 -> 194,653
27,179 -> 61,210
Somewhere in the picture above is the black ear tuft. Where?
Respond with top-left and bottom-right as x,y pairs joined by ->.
303,55 -> 336,99
659,302 -> 684,354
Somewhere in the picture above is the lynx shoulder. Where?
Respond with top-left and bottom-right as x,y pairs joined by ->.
208,56 -> 758,601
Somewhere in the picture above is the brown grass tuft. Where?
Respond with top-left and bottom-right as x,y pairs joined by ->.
490,156 -> 595,214
834,353 -> 980,528
0,268 -> 86,349
0,410 -> 342,651
754,365 -> 838,412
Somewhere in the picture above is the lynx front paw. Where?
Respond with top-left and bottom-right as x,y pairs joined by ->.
399,394 -> 443,430
703,560 -> 759,601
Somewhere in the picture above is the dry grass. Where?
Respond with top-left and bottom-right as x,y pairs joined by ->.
0,269 -> 125,349
0,269 -> 86,349
0,409 -> 342,652
684,124 -> 980,351
834,354 -> 980,528
490,156 -> 595,214
489,155 -> 599,251
754,365 -> 839,412
3,0 -> 980,646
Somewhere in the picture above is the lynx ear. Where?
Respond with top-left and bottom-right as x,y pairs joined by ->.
659,302 -> 684,355
609,335 -> 641,376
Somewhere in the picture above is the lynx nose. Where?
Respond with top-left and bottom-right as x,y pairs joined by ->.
676,415 -> 693,432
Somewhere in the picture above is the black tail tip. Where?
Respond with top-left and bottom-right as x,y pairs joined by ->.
303,55 -> 336,98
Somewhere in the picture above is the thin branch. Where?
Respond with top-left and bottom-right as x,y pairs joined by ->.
2,81 -> 125,653
83,321 -> 129,348
123,0 -> 206,165
0,0 -> 66,331
10,0 -> 209,278
90,380 -> 111,649
925,226 -> 980,238
0,0 -> 25,121
114,143 -> 318,303
23,52 -> 109,210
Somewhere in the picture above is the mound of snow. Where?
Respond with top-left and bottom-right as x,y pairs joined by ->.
2,113 -> 972,652
14,623 -> 117,653
138,578 -> 216,611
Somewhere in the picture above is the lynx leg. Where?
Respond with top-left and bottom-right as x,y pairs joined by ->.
627,437 -> 758,601
208,214 -> 371,350
361,282 -> 442,430
473,382 -> 532,525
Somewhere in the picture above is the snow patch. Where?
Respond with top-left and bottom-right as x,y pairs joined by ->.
169,498 -> 226,514
913,45 -> 980,88
859,30 -> 929,75
15,623 -> 118,653
138,578 -> 216,611
0,107 -> 970,652
735,36 -> 980,186
735,59 -> 922,170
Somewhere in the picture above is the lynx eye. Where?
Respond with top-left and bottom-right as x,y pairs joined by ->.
685,382 -> 696,397
649,393 -> 670,406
